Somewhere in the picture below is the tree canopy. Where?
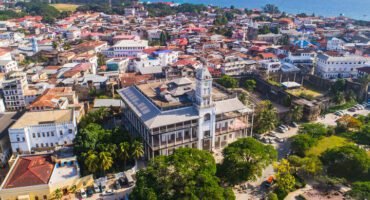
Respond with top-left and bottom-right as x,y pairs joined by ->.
217,75 -> 238,88
320,145 -> 370,181
218,138 -> 277,185
130,148 -> 235,200
254,100 -> 278,134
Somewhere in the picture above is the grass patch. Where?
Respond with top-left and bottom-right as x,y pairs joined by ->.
51,4 -> 79,12
325,100 -> 357,114
306,136 -> 351,156
267,79 -> 282,87
286,88 -> 322,100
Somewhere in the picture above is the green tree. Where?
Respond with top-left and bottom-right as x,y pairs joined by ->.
320,145 -> 370,181
298,123 -> 328,138
52,188 -> 63,200
347,181 -> 370,200
99,151 -> 114,174
218,138 -> 277,185
262,4 -> 280,14
258,25 -> 271,34
290,105 -> 303,122
244,79 -> 256,91
288,155 -> 323,177
274,159 -> 296,196
217,75 -> 238,88
130,148 -> 234,200
159,31 -> 167,46
290,134 -> 317,157
131,140 -> 144,170
97,53 -> 106,66
267,192 -> 278,200
119,141 -> 131,169
238,93 -> 246,104
254,100 -> 278,134
84,150 -> 99,173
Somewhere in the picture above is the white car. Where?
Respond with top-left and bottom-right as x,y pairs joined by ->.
80,189 -> 87,198
101,189 -> 114,196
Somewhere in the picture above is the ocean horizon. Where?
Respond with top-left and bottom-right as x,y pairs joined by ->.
147,0 -> 370,21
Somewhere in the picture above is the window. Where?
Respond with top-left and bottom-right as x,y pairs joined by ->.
50,143 -> 54,147
204,131 -> 210,137
47,132 -> 50,137
17,137 -> 20,142
36,144 -> 39,148
43,195 -> 47,200
35,196 -> 39,200
41,143 -> 44,147
46,143 -> 49,147
37,133 -> 40,138
204,113 -> 211,121
22,137 -> 25,141
60,131 -> 63,136
51,132 -> 54,136
68,129 -> 73,134
42,133 -> 45,137
33,133 -> 36,138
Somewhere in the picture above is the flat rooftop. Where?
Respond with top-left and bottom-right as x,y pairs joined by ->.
136,78 -> 230,109
10,110 -> 73,129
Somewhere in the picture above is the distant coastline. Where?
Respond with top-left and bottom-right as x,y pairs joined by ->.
145,0 -> 370,21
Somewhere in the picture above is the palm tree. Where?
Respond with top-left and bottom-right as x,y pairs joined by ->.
84,150 -> 99,174
291,105 -> 303,122
131,141 -> 144,171
119,141 -> 130,169
52,188 -> 63,200
99,151 -> 113,175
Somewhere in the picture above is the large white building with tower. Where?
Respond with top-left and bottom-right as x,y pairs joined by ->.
118,67 -> 254,159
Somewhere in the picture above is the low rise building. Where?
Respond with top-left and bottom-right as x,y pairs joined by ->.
316,53 -> 369,79
102,40 -> 148,58
8,110 -> 77,154
0,152 -> 93,200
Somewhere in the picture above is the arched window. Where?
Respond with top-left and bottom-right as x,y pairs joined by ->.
204,113 -> 211,121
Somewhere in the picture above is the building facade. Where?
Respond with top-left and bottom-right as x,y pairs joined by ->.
316,53 -> 369,79
119,68 -> 254,159
8,110 -> 77,154
102,40 -> 148,58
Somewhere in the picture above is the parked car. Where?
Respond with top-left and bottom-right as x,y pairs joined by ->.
119,177 -> 127,186
86,187 -> 94,197
267,132 -> 278,138
348,107 -> 356,112
275,138 -> 285,143
114,180 -> 121,190
101,189 -> 114,196
93,184 -> 101,193
291,122 -> 298,128
80,189 -> 87,199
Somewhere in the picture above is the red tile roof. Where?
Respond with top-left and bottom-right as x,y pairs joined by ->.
4,155 -> 54,189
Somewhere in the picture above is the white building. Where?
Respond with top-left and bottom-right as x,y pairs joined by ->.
259,59 -> 282,73
0,60 -> 18,73
2,72 -> 29,111
8,109 -> 77,154
316,53 -> 369,79
147,29 -> 162,41
102,40 -> 148,58
221,56 -> 258,75
327,37 -> 345,51
119,67 -> 254,159
132,50 -> 179,72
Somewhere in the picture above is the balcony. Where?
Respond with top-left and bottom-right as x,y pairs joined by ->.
215,118 -> 248,135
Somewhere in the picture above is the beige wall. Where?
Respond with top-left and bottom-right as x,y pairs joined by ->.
0,175 -> 93,200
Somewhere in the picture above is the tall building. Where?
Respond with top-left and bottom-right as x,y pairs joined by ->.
2,72 -> 29,111
119,67 -> 254,159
